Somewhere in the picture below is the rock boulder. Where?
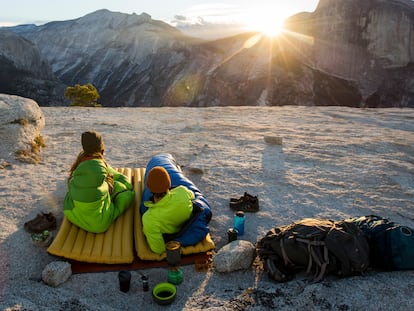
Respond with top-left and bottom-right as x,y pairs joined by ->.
41,261 -> 72,287
213,240 -> 256,273
0,94 -> 45,163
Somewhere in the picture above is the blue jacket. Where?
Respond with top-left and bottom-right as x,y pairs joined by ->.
141,153 -> 212,246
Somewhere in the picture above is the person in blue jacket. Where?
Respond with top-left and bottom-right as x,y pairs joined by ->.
141,153 -> 212,252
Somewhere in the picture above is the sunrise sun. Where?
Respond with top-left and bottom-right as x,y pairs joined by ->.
251,19 -> 285,37
242,6 -> 288,37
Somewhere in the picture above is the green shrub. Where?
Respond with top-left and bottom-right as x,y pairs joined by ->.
64,83 -> 101,107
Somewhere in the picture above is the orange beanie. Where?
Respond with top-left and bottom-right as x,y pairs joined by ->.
146,166 -> 171,193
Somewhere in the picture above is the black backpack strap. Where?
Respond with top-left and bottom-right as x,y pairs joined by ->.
296,238 -> 329,282
280,238 -> 294,267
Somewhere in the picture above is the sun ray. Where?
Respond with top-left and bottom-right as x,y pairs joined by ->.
204,10 -> 318,106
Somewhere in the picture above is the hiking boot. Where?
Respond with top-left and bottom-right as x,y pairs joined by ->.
24,212 -> 57,233
229,192 -> 259,212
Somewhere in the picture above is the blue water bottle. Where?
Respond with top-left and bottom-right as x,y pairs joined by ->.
234,211 -> 245,236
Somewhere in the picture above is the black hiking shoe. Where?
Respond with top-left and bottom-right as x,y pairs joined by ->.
229,192 -> 259,212
24,212 -> 57,233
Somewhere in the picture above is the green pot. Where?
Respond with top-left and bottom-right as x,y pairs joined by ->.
152,282 -> 176,305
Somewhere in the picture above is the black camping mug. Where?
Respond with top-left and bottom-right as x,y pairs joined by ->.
227,228 -> 238,243
118,270 -> 131,293
166,241 -> 181,266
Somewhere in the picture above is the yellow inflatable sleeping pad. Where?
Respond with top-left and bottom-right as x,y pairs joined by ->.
47,167 -> 215,264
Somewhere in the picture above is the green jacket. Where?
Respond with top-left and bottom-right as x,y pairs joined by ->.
64,159 -> 135,233
143,185 -> 194,254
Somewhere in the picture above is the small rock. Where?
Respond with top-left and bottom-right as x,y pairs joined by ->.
264,136 -> 283,145
188,167 -> 204,174
213,240 -> 256,273
42,261 -> 72,287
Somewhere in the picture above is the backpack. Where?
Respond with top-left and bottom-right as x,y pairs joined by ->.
349,215 -> 414,270
257,218 -> 370,282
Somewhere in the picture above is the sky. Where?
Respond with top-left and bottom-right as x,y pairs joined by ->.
0,0 -> 319,33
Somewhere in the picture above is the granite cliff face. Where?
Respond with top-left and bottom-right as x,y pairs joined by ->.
2,1 -> 413,107
285,0 -> 414,107
0,30 -> 65,105
10,10 -> 211,107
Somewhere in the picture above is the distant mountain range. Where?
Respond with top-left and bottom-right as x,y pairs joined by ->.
1,0 -> 413,107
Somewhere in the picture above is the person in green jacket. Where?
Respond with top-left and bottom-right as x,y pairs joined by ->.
63,131 -> 135,233
142,166 -> 194,254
